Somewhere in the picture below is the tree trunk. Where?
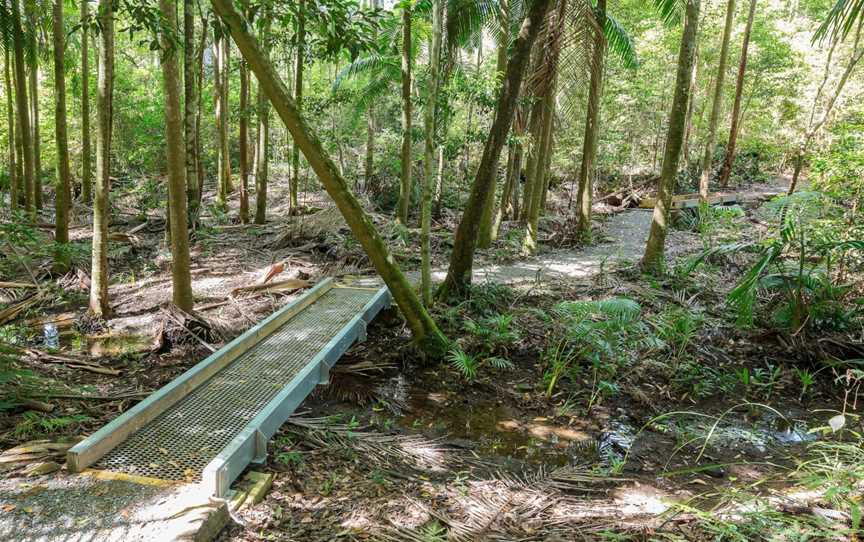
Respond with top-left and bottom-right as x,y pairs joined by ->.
215,28 -> 232,205
437,0 -> 552,299
397,4 -> 412,225
717,0 -> 756,188
290,0 -> 306,211
239,55 -> 250,223
209,0 -> 448,356
523,86 -> 555,254
576,0 -> 606,238
11,0 -> 35,218
477,1 -> 511,249
27,5 -> 41,211
53,0 -> 71,262
195,11 -> 208,203
641,0 -> 700,273
421,0 -> 443,305
160,0 -> 194,311
680,44 -> 699,168
80,0 -> 92,203
184,0 -> 199,220
520,90 -> 546,224
4,48 -> 17,211
254,19 -> 271,225
364,111 -> 375,193
698,0 -> 734,200
89,0 -> 113,317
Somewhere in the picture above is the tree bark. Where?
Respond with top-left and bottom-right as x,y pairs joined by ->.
80,0 -> 92,203
421,0 -> 443,305
437,0 -> 552,299
717,0 -> 756,188
53,0 -> 71,259
239,54 -> 250,223
160,0 -> 194,311
89,0 -> 113,317
397,3 -> 412,225
195,10 -> 208,203
209,0 -> 448,356
641,0 -> 700,273
477,0 -> 510,249
4,48 -> 17,211
215,27 -> 232,204
184,0 -> 199,220
27,1 -> 41,211
523,86 -> 555,254
290,0 -> 306,211
576,0 -> 607,238
254,18 -> 271,225
11,0 -> 35,218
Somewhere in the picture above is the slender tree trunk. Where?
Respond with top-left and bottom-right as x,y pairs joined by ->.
195,11 -> 207,202
477,1 -> 510,248
27,9 -> 41,211
437,0 -> 552,299
239,55 -> 250,223
80,0 -> 92,203
160,0 -> 194,311
421,0 -> 443,305
89,0 -> 113,316
698,0 -> 734,199
576,0 -> 606,238
364,111 -> 375,193
520,89 -> 546,224
641,0 -> 700,273
210,0 -> 448,356
215,28 -> 232,204
397,4 -> 412,224
184,0 -> 199,220
4,48 -> 17,211
53,0 -> 71,264
680,44 -> 699,168
717,0 -> 756,187
12,0 -> 34,218
290,0 -> 306,211
254,19 -> 271,225
523,85 -> 556,254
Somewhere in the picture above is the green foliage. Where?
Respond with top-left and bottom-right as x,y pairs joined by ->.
447,346 -> 513,382
650,305 -> 703,360
463,313 -> 519,354
13,411 -> 92,440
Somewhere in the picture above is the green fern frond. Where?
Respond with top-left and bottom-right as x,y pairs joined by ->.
603,13 -> 637,68
448,348 -> 479,381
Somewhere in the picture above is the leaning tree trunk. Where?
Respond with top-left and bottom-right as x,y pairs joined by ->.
80,0 -> 92,203
437,0 -> 553,299
717,0 -> 756,188
160,0 -> 194,311
254,18 -> 272,225
184,0 -> 199,220
89,0 -> 113,317
290,0 -> 306,211
477,0 -> 511,249
576,0 -> 607,238
641,0 -> 700,273
699,0 -> 735,199
11,0 -> 34,218
239,56 -> 250,223
421,0 -> 443,305
209,0 -> 448,356
53,0 -> 71,265
396,3 -> 412,225
4,48 -> 17,211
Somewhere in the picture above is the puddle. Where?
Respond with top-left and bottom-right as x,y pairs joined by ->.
394,384 -> 601,468
43,330 -> 153,358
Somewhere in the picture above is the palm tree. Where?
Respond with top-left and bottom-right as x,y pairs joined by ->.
422,0 -> 444,304
11,0 -> 35,218
4,47 -> 17,211
396,0 -> 413,225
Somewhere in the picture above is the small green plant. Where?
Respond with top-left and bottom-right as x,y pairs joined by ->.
447,347 -> 513,382
794,368 -> 816,399
14,412 -> 92,439
650,306 -> 703,361
463,313 -> 520,354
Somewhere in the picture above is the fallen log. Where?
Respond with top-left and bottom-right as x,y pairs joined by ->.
231,278 -> 312,297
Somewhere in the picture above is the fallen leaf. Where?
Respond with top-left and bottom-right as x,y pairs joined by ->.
1,504 -> 16,512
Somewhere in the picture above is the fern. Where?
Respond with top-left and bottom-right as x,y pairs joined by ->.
448,348 -> 479,381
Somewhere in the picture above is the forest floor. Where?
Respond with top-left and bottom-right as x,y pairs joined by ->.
2,175 -> 860,540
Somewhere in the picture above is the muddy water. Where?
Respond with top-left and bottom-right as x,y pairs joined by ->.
43,325 -> 152,358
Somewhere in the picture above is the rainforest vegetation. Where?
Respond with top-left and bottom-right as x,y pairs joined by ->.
1,0 -> 864,539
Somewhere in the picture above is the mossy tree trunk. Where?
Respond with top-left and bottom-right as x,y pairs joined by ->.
89,0 -> 113,317
159,0 -> 194,312
436,0 -> 552,300
53,0 -> 71,266
210,0 -> 448,356
641,0 -> 700,273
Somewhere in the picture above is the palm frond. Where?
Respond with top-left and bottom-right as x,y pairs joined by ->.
603,13 -> 637,68
814,0 -> 864,43
653,0 -> 684,26
332,53 -> 399,91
